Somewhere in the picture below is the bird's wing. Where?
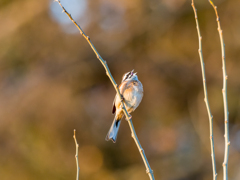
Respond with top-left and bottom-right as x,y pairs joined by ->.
112,95 -> 116,114
112,81 -> 128,114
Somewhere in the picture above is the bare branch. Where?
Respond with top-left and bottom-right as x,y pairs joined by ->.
208,1 -> 230,180
55,1 -> 155,179
191,1 -> 217,179
73,129 -> 80,180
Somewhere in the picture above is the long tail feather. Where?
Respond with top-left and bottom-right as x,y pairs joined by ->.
105,118 -> 121,143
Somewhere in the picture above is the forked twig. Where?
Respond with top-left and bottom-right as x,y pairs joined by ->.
73,129 -> 80,180
55,1 -> 155,179
208,1 -> 230,180
191,1 -> 217,179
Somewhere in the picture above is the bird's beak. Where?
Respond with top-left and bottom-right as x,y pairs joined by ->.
131,69 -> 134,75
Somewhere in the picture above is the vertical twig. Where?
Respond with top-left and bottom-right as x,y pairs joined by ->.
208,1 -> 230,180
55,1 -> 155,180
73,129 -> 80,180
191,1 -> 217,180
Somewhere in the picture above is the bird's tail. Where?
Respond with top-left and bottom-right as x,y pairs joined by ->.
105,117 -> 121,143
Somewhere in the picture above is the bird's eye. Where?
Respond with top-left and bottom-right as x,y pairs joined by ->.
122,71 -> 132,82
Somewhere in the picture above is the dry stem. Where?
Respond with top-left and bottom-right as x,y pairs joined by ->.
55,1 -> 154,179
208,1 -> 230,180
191,1 -> 217,179
73,129 -> 80,180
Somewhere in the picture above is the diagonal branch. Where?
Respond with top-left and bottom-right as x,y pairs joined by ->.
208,1 -> 230,180
73,129 -> 80,180
55,1 -> 155,180
191,1 -> 217,180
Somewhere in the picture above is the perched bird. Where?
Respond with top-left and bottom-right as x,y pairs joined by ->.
106,70 -> 144,143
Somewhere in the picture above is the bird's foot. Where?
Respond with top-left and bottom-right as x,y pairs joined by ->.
126,115 -> 132,121
120,95 -> 124,102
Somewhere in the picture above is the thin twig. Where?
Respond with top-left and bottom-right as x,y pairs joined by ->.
191,1 -> 217,179
73,129 -> 80,180
208,1 -> 230,180
55,1 -> 155,179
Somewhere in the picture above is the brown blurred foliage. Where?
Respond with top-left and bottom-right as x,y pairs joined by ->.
0,0 -> 240,179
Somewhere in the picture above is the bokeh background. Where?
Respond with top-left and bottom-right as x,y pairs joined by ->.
1,0 -> 240,179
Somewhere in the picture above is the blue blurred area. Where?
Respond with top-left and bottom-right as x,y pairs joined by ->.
50,0 -> 88,33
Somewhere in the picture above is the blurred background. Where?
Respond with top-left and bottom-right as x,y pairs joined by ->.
0,0 -> 240,179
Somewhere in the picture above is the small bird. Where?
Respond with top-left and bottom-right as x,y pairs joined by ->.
106,70 -> 144,143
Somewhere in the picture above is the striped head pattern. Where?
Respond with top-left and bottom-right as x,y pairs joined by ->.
121,69 -> 138,82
